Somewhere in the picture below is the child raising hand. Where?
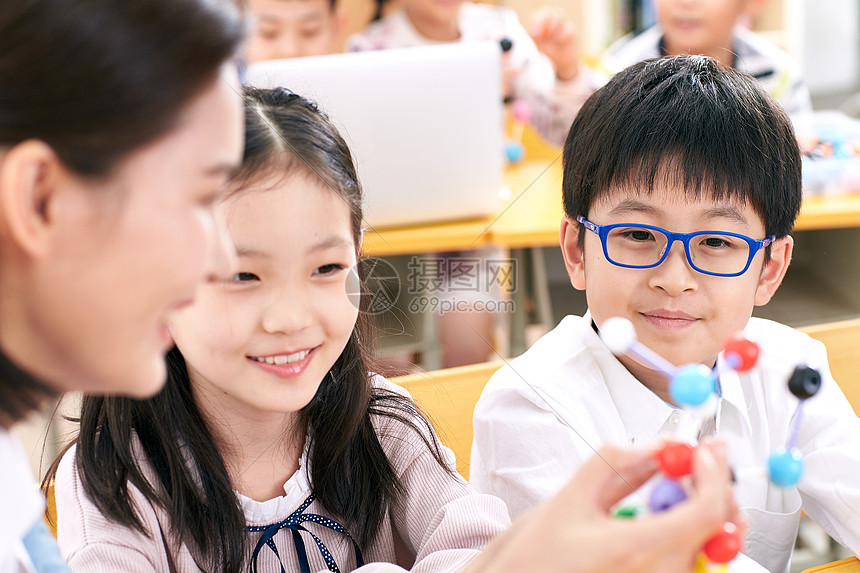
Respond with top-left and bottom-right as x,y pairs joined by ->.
528,6 -> 580,82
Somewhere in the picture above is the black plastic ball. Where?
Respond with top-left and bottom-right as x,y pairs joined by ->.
788,365 -> 822,399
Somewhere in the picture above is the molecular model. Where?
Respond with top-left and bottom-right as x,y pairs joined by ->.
600,317 -> 822,571
497,36 -> 532,165
505,100 -> 531,164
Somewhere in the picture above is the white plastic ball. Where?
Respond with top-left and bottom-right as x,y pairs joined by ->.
600,317 -> 637,354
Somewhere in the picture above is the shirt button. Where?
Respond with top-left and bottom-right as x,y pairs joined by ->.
670,411 -> 681,426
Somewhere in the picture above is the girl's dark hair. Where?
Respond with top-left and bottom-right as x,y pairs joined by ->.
46,86 -> 451,572
562,55 -> 802,244
0,0 -> 244,424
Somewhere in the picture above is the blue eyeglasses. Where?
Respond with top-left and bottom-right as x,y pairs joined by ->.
576,216 -> 775,277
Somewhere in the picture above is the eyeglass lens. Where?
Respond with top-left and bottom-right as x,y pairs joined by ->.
605,226 -> 750,274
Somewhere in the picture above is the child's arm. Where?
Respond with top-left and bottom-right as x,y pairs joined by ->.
498,8 -> 597,146
527,7 -> 579,82
370,384 -> 511,572
388,448 -> 510,572
470,366 -> 605,519
54,446 -> 180,572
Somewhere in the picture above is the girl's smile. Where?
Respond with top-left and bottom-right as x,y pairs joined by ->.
169,168 -> 358,418
248,347 -> 318,379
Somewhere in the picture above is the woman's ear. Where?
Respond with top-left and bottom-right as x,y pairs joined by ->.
754,235 -> 793,306
0,140 -> 67,259
560,216 -> 586,291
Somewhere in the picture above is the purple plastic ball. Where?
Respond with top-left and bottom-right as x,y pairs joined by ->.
649,478 -> 687,513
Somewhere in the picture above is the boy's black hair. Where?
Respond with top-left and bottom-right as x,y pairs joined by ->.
562,56 -> 801,243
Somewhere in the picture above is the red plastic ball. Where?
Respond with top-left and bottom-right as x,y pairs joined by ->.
655,442 -> 694,478
722,334 -> 760,372
703,522 -> 743,564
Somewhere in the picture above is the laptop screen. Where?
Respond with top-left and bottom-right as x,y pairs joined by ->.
246,42 -> 505,228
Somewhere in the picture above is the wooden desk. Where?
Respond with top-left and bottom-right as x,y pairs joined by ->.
362,217 -> 491,257
494,160 -> 860,352
801,556 -> 860,572
796,194 -> 860,231
362,160 -> 860,257
489,160 -> 565,249
360,160 -> 860,355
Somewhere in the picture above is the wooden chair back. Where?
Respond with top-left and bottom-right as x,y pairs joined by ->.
392,360 -> 504,479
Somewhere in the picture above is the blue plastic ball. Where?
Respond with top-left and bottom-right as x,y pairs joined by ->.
768,448 -> 803,487
835,143 -> 853,159
648,478 -> 687,513
505,141 -> 524,163
669,364 -> 716,407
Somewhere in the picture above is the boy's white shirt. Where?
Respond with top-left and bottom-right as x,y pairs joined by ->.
0,429 -> 43,573
471,312 -> 860,573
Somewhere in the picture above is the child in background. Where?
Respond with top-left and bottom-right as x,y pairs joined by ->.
347,1 -> 595,147
49,86 -> 739,573
244,0 -> 495,371
347,2 -> 598,367
243,0 -> 423,374
245,0 -> 345,63
471,56 -> 860,573
601,0 -> 812,117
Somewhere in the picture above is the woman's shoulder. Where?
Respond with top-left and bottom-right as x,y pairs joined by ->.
0,429 -> 44,562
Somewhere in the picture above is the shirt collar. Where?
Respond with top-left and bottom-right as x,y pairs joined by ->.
584,311 -> 695,445
586,311 -> 753,442
656,27 -> 738,68
715,352 -> 753,437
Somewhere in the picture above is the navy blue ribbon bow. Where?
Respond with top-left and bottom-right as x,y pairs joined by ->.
247,493 -> 364,573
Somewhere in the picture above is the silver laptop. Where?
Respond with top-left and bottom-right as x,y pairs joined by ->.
246,42 -> 504,228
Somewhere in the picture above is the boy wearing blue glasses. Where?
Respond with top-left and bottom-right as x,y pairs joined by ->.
471,56 -> 860,573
